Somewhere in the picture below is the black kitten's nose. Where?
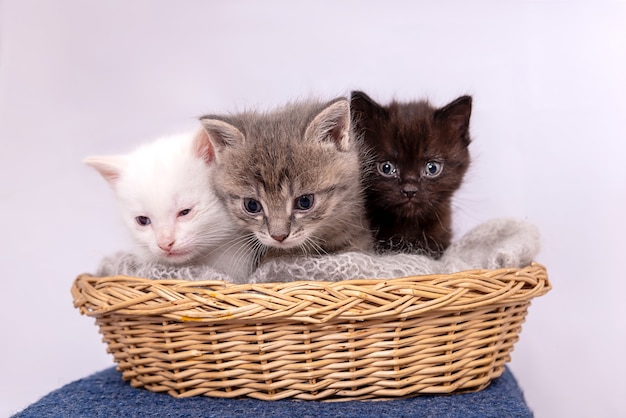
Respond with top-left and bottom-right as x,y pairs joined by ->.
401,188 -> 417,198
271,233 -> 289,243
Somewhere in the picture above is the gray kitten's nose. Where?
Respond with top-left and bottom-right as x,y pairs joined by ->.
271,233 -> 289,243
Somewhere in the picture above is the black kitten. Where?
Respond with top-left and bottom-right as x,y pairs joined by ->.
351,91 -> 472,258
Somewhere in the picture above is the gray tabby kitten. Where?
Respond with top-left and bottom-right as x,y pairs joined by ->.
199,98 -> 373,263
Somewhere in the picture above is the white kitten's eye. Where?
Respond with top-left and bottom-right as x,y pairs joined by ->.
135,216 -> 151,226
377,161 -> 398,177
424,161 -> 443,178
178,208 -> 191,217
294,194 -> 314,211
243,198 -> 263,214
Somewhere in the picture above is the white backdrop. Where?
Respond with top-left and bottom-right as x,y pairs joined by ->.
1,1 -> 625,416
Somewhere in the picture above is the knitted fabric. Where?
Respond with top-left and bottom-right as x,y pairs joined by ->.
13,366 -> 532,418
96,218 -> 540,283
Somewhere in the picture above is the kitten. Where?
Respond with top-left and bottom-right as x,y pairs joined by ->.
199,98 -> 373,261
84,130 -> 255,282
350,91 -> 472,258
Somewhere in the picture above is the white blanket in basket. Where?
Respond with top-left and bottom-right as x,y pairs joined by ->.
96,218 -> 540,283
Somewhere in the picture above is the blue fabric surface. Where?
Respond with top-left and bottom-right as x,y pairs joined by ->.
14,367 -> 532,418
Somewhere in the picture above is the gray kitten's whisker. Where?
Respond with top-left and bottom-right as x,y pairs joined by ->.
304,238 -> 327,257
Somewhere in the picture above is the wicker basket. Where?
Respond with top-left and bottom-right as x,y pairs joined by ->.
71,262 -> 550,401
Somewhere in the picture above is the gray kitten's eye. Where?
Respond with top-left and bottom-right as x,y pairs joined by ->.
424,161 -> 443,177
294,194 -> 314,211
377,161 -> 397,177
243,198 -> 263,214
178,209 -> 191,217
135,216 -> 151,226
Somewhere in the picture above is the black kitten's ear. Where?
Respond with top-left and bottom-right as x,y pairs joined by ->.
435,95 -> 472,145
350,91 -> 387,126
199,116 -> 245,157
305,98 -> 352,152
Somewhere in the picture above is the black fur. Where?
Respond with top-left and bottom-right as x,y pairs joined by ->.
351,91 -> 472,257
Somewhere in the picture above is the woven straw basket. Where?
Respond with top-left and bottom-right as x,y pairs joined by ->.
72,262 -> 550,401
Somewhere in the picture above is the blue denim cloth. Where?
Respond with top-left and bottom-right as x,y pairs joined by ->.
14,367 -> 531,417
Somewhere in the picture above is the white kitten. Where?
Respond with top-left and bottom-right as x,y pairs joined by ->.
85,129 -> 255,282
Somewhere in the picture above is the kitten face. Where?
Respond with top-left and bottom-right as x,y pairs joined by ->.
351,91 -> 472,254
85,131 -> 236,265
200,99 -> 372,256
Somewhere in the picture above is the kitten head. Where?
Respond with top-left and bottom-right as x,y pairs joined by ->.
85,130 -> 234,265
351,91 -> 472,220
199,99 -> 367,256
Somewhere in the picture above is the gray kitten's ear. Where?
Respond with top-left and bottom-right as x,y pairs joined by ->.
84,156 -> 126,187
199,117 -> 245,153
305,99 -> 352,152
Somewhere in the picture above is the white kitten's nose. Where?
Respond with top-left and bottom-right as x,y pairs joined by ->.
158,241 -> 175,251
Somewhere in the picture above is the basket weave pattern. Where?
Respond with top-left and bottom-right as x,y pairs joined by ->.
72,262 -> 550,401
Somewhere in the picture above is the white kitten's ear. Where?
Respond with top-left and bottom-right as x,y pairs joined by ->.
84,156 -> 126,187
199,118 -> 245,154
305,99 -> 352,152
192,129 -> 215,164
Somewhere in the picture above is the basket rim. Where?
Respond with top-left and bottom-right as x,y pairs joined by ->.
72,262 -> 550,324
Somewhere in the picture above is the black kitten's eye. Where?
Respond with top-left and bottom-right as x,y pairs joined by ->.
243,198 -> 263,214
135,216 -> 151,226
424,161 -> 443,177
377,161 -> 397,177
178,209 -> 191,217
294,194 -> 314,211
